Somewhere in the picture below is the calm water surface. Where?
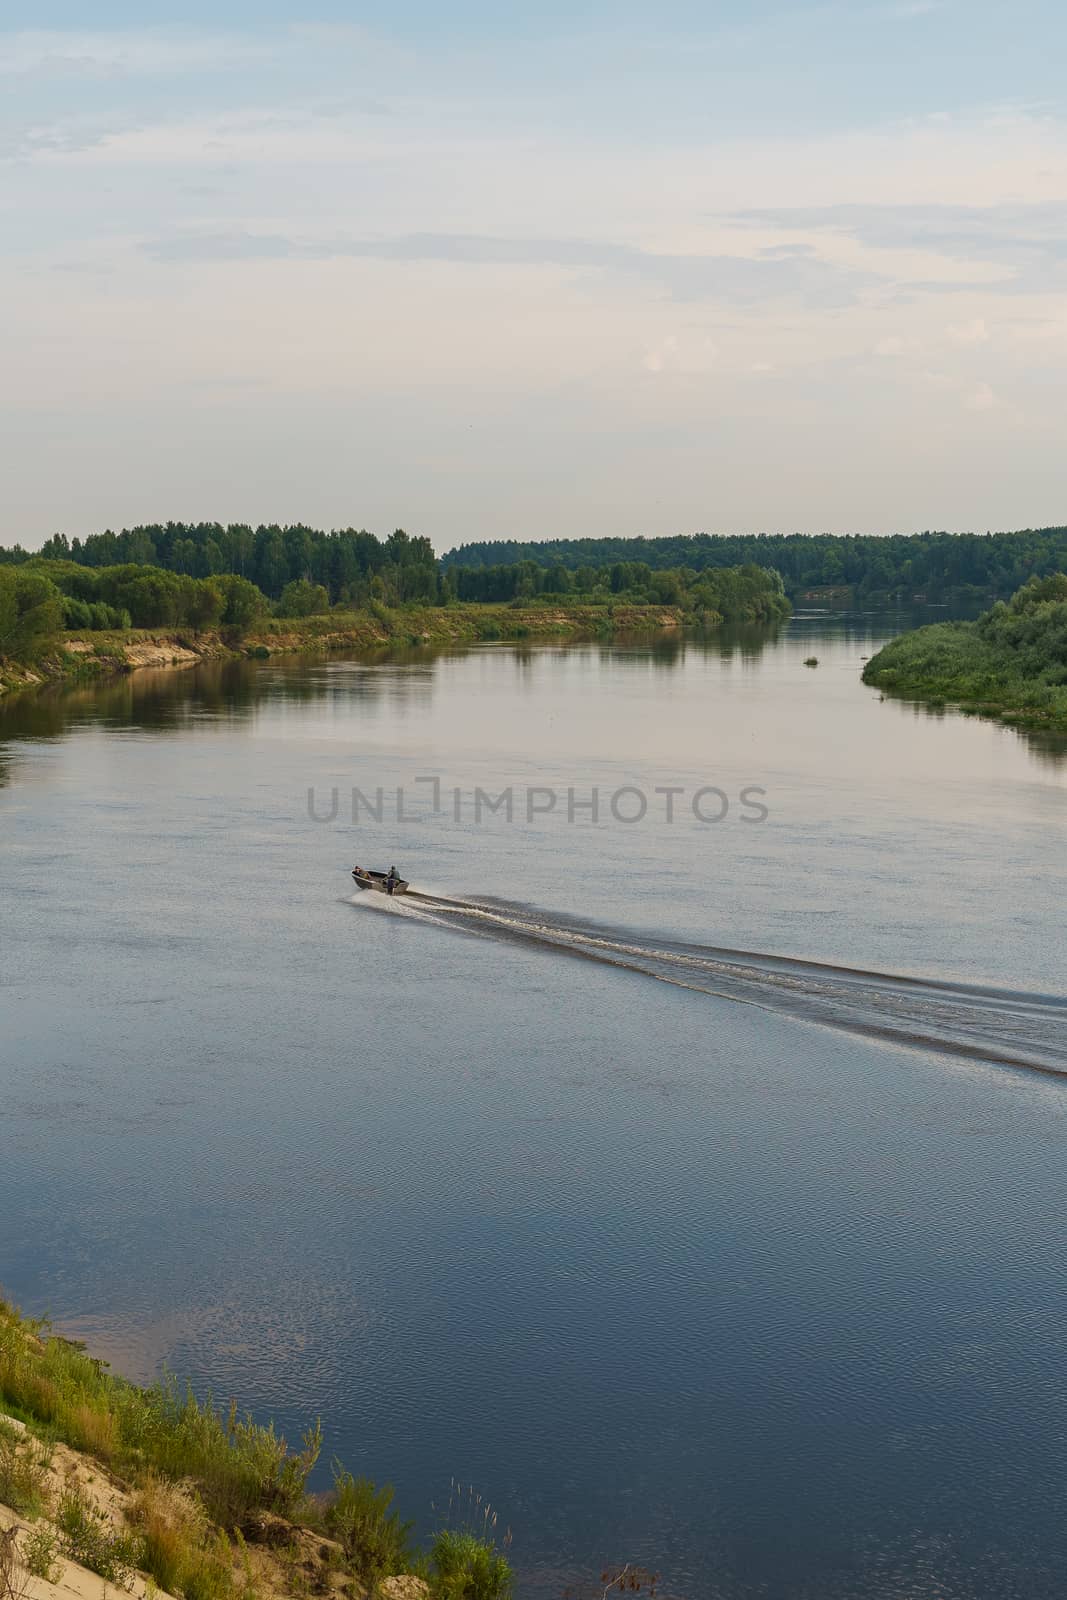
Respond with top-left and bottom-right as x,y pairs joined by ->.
2,609 -> 1067,1598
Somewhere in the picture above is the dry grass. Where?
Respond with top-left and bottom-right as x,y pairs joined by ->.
68,1403 -> 118,1461
129,1476 -> 237,1600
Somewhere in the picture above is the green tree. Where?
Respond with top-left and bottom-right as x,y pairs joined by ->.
216,574 -> 269,633
258,532 -> 289,598
183,579 -> 225,631
276,579 -> 330,618
0,568 -> 64,663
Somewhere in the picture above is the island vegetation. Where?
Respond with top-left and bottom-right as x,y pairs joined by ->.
0,1293 -> 510,1600
862,575 -> 1067,731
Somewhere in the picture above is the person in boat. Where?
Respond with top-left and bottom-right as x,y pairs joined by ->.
386,864 -> 400,895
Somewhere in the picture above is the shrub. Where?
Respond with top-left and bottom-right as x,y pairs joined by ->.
367,597 -> 397,635
20,1526 -> 60,1584
0,568 -> 64,665
862,578 -> 1067,730
324,1468 -> 414,1586
56,1483 -> 143,1585
216,575 -> 269,634
0,1423 -> 51,1518
429,1530 -> 512,1600
275,580 -> 329,619
62,596 -> 93,629
123,1381 -> 322,1529
183,1535 -> 238,1600
63,598 -> 128,630
129,1477 -> 237,1600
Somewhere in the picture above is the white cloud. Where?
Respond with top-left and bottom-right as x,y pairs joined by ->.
3,24 -> 1067,543
0,28 -> 277,78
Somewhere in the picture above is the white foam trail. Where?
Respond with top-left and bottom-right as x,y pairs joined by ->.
382,891 -> 1067,1079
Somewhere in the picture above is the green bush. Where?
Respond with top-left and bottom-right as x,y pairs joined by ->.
0,567 -> 64,665
120,1380 -> 322,1528
429,1530 -> 512,1600
367,597 -> 398,635
863,573 -> 1067,728
56,1484 -> 143,1585
216,574 -> 269,633
324,1468 -> 414,1586
21,1524 -> 61,1583
0,1421 -> 50,1517
275,580 -> 330,618
23,561 -> 238,632
61,597 -> 129,630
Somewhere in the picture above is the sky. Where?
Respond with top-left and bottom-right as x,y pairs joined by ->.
3,2 -> 1067,551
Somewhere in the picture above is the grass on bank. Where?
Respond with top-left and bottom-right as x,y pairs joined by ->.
0,598 -> 697,693
0,1296 -> 511,1599
253,597 -> 688,650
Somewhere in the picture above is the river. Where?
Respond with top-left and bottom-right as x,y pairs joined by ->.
2,606 -> 1066,1598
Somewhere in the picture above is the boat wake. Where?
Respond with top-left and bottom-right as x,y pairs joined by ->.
365,890 -> 1067,1078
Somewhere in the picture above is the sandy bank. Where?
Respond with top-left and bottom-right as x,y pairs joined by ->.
2,603 -> 684,697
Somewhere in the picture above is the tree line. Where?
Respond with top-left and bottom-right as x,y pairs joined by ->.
442,528 -> 1067,599
0,561 -> 272,669
0,524 -> 440,606
0,522 -> 793,633
6,522 -> 1066,603
0,547 -> 789,674
452,558 -> 790,621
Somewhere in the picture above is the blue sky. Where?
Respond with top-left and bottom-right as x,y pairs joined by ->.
3,4 -> 1066,548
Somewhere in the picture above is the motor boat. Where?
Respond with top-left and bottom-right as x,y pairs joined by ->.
352,866 -> 410,896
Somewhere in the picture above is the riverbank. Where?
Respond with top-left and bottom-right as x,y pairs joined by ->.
0,600 -> 684,696
0,1296 -> 506,1600
862,575 -> 1067,732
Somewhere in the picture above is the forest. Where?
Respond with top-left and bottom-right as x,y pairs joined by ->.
5,522 -> 1067,606
0,524 -> 440,606
442,528 -> 1067,599
0,544 -> 789,678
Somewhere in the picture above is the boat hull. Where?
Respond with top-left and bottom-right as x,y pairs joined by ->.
352,869 -> 410,895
